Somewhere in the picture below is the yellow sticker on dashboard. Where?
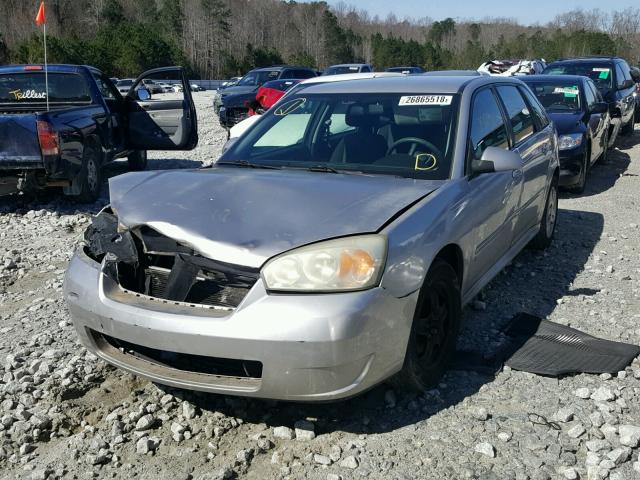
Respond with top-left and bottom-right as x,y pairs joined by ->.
415,153 -> 437,171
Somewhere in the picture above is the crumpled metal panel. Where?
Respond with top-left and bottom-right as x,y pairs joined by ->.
109,167 -> 441,268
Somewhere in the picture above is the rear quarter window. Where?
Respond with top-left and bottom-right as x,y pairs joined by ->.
0,72 -> 92,104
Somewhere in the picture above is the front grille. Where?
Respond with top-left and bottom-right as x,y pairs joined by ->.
146,266 -> 253,308
115,227 -> 260,309
96,331 -> 263,379
224,107 -> 249,126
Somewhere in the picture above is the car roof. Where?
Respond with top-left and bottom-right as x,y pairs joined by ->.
548,58 -> 617,65
424,70 -> 485,77
295,74 -> 514,95
299,72 -> 403,85
327,63 -> 369,68
523,74 -> 588,83
252,65 -> 314,72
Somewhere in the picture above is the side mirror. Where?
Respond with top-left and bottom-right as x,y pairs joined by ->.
620,79 -> 635,90
136,88 -> 151,101
590,102 -> 608,114
471,147 -> 522,174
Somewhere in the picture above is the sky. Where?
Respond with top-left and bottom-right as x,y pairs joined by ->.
315,0 -> 637,25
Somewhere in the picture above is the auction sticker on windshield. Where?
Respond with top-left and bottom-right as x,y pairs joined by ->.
399,95 -> 452,106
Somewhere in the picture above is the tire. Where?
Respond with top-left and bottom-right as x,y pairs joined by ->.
529,178 -> 558,250
128,150 -> 148,171
598,130 -> 609,163
566,148 -> 589,194
391,259 -> 461,392
69,144 -> 102,203
621,111 -> 635,136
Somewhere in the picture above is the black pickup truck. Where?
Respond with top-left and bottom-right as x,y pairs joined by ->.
0,65 -> 198,202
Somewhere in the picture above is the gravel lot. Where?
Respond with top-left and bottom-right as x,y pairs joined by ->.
0,91 -> 639,480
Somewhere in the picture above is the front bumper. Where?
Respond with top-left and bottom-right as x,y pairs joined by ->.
64,248 -> 416,401
218,106 -> 249,128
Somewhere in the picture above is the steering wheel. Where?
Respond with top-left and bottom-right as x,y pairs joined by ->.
386,137 -> 443,160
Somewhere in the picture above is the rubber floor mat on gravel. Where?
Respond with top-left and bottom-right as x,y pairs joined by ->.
452,313 -> 640,376
502,312 -> 640,376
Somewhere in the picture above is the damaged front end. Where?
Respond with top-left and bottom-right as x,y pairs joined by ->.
83,208 -> 259,310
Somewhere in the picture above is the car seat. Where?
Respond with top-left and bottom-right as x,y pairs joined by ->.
329,104 -> 388,164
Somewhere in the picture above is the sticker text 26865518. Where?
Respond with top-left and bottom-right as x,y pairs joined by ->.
399,95 -> 452,106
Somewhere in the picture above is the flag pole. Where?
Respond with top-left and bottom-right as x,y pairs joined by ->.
43,16 -> 49,111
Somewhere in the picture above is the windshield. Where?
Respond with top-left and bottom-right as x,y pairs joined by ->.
324,66 -> 361,75
525,81 -> 582,112
221,92 -> 459,180
117,80 -> 133,86
237,70 -> 280,87
544,64 -> 612,90
0,72 -> 91,104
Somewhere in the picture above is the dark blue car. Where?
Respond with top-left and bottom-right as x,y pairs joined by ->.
522,75 -> 610,193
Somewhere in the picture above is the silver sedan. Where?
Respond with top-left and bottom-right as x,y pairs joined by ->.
64,74 -> 559,401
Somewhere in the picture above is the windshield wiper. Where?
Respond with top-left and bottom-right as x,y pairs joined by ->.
306,165 -> 341,173
215,160 -> 281,170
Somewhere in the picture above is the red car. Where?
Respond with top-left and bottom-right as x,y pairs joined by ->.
248,79 -> 301,115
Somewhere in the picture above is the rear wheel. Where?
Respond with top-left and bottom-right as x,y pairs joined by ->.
67,144 -> 102,203
128,150 -> 148,171
391,259 -> 461,392
529,178 -> 558,250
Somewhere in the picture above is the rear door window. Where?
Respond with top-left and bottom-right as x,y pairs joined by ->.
0,72 -> 92,104
496,85 -> 534,144
469,88 -> 509,160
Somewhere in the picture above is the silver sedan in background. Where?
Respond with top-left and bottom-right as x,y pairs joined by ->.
64,74 -> 559,401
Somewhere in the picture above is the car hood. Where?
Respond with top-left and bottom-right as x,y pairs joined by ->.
220,85 -> 258,96
222,92 -> 255,107
109,168 -> 442,268
548,112 -> 586,134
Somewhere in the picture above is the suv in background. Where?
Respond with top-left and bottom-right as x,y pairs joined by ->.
385,66 -> 425,74
543,57 -> 636,145
213,65 -> 317,113
322,64 -> 373,75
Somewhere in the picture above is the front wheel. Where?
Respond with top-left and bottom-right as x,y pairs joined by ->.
128,150 -> 148,171
566,148 -> 589,194
529,178 -> 558,250
391,259 -> 461,392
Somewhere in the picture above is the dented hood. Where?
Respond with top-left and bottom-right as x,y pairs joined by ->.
109,168 -> 442,268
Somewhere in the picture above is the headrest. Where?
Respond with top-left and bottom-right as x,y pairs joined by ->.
345,103 -> 385,127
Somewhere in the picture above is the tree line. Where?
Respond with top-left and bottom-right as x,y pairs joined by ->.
0,0 -> 639,79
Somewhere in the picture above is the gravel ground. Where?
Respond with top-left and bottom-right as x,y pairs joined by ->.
0,91 -> 639,480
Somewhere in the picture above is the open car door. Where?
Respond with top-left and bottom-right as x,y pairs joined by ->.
125,66 -> 198,150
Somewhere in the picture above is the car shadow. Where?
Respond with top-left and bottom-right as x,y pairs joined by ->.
561,146 -> 631,199
158,206 -> 604,435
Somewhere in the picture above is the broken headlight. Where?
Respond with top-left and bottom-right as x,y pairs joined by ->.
83,209 -> 138,266
261,235 -> 387,292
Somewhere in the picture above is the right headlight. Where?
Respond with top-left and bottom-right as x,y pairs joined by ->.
261,235 -> 387,292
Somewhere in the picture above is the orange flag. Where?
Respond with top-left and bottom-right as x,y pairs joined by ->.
35,1 -> 45,26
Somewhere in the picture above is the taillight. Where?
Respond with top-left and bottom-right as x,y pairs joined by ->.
24,65 -> 43,71
37,120 -> 59,156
